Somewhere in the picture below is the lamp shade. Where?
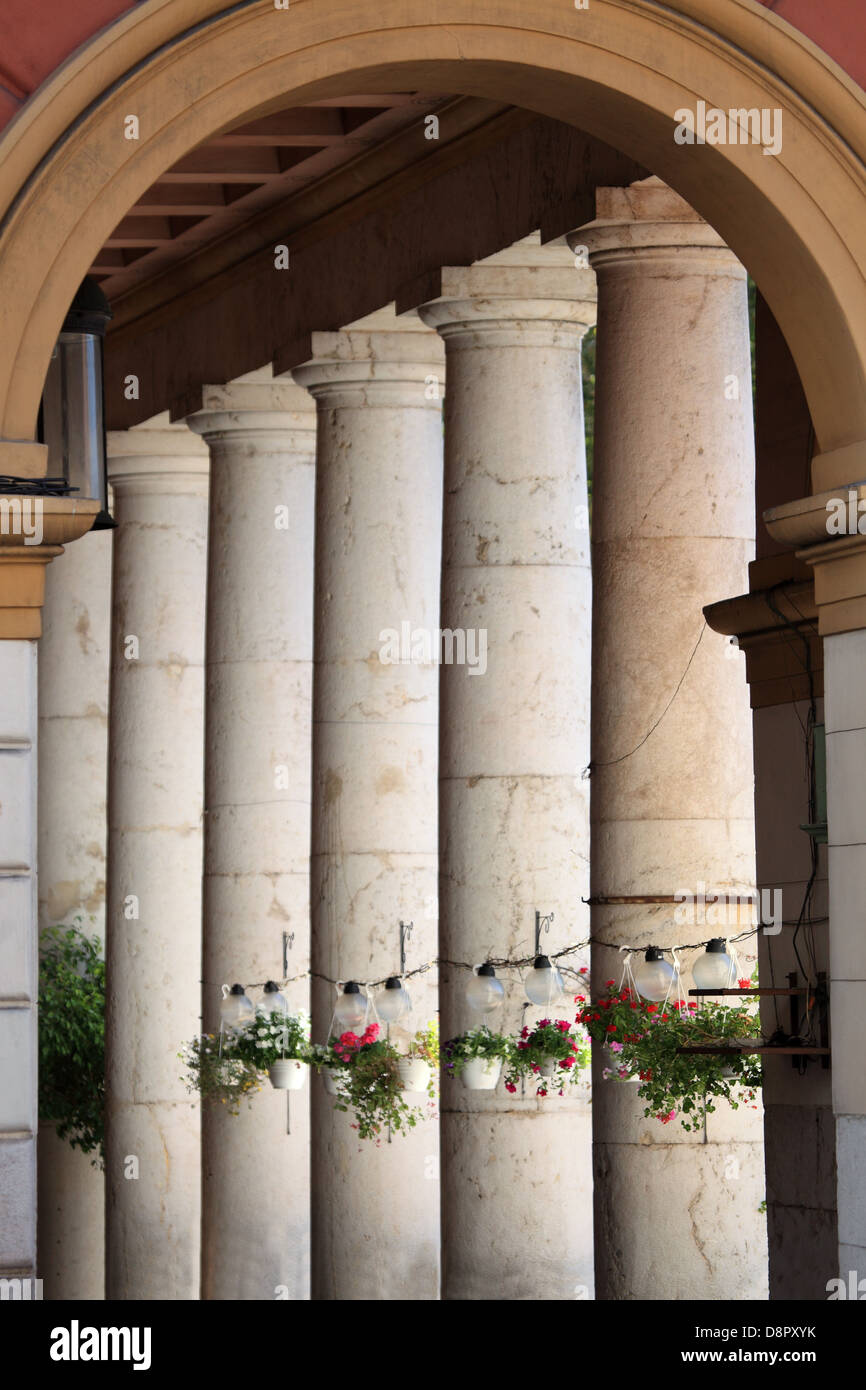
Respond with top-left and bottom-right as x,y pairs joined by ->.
39,277 -> 114,528
633,947 -> 675,1003
465,963 -> 505,1014
220,983 -> 255,1029
692,939 -> 734,990
524,955 -> 564,1006
334,981 -> 368,1028
376,976 -> 411,1023
260,980 -> 288,1014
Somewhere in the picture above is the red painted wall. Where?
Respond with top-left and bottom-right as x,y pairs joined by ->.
760,0 -> 866,89
0,0 -> 862,136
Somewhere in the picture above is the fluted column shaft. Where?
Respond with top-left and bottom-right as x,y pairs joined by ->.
293,308 -> 444,1301
105,420 -> 208,1300
417,243 -> 596,1300
187,378 -> 316,1301
573,180 -> 766,1300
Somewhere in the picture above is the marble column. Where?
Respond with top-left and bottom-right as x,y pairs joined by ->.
186,374 -> 315,1301
574,179 -> 767,1299
415,237 -> 596,1301
105,418 -> 208,1299
293,306 -> 443,1301
37,528 -> 112,1299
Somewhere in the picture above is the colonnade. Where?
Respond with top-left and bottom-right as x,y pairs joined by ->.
34,183 -> 765,1300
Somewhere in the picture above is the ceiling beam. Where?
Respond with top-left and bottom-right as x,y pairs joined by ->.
131,184 -> 228,215
160,147 -> 290,182
211,110 -> 348,145
104,114 -> 645,429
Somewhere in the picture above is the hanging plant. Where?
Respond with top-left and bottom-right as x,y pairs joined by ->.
576,981 -> 762,1131
38,923 -> 106,1164
503,1018 -> 590,1096
179,1037 -> 263,1113
324,1024 -> 419,1141
442,1025 -> 513,1090
180,1008 -> 311,1107
396,1020 -> 439,1098
228,1007 -> 311,1089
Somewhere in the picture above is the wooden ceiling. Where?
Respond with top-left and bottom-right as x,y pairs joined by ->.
91,94 -> 448,299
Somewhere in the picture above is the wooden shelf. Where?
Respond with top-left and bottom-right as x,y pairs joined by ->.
688,988 -> 809,996
677,1045 -> 830,1056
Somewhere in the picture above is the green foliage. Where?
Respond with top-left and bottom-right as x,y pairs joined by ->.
406,1019 -> 439,1065
441,1024 -> 513,1076
180,1008 -> 311,1113
179,1036 -> 263,1114
38,923 -> 105,1163
577,984 -> 762,1131
328,1026 -> 419,1142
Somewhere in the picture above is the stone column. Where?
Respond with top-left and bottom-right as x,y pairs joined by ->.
574,179 -> 766,1299
186,375 -> 316,1301
415,238 -> 596,1301
37,528 -> 112,1300
292,307 -> 443,1301
105,418 -> 208,1300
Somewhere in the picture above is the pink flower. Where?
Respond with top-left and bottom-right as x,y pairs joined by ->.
608,1041 -> 623,1053
559,1057 -> 574,1070
556,1019 -> 570,1033
539,1019 -> 551,1029
339,1031 -> 359,1046
505,1082 -> 517,1094
531,1063 -> 540,1073
537,1088 -> 548,1097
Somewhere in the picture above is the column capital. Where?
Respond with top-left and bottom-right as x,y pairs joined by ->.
107,414 -> 209,493
184,379 -> 316,447
571,176 -> 743,277
0,496 -> 100,639
292,304 -> 443,409
408,235 -> 596,346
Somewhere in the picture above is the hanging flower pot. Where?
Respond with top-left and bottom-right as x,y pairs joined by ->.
603,1047 -> 640,1082
396,1058 -> 431,1092
461,1057 -> 502,1090
322,1066 -> 347,1096
268,1059 -> 307,1090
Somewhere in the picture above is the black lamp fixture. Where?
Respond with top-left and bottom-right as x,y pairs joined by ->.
38,276 -> 115,528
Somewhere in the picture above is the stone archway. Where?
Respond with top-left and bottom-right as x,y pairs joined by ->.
0,0 -> 864,489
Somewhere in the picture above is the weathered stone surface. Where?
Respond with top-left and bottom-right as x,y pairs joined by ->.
104,420 -> 207,1299
294,308 -> 443,1301
188,376 -> 316,1301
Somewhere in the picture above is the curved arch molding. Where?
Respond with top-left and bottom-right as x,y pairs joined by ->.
0,0 -> 864,488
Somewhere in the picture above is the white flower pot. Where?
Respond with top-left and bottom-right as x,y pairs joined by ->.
322,1067 -> 347,1096
603,1048 -> 639,1082
461,1057 -> 502,1090
268,1059 -> 307,1090
397,1059 -> 431,1093
539,1056 -> 557,1077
